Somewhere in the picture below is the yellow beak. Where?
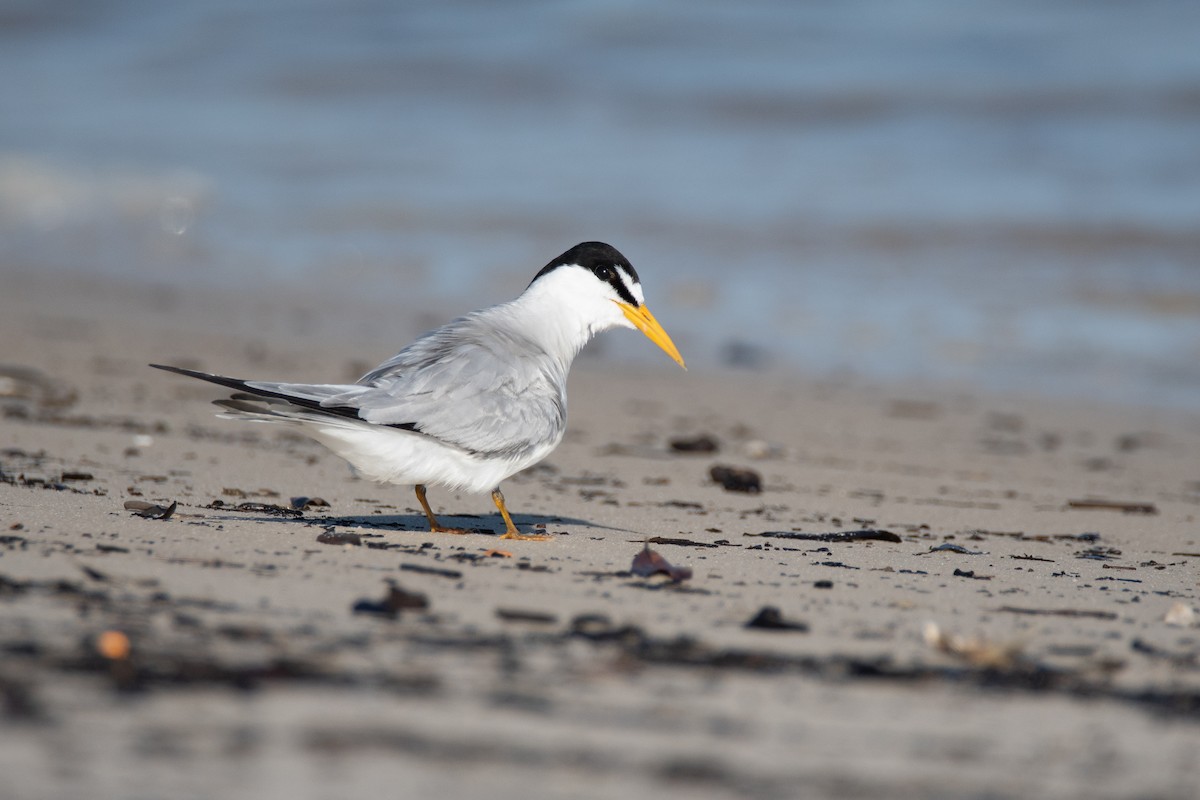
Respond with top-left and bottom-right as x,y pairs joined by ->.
615,301 -> 687,370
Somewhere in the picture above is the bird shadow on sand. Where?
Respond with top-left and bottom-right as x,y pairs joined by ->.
224,509 -> 630,538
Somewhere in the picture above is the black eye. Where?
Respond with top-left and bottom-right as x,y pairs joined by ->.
595,265 -> 613,281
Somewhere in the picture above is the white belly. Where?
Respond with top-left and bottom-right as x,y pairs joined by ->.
307,422 -> 561,494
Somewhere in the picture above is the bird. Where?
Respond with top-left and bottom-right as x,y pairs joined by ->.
152,241 -> 685,540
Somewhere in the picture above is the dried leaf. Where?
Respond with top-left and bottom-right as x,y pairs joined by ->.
124,499 -> 176,520
631,544 -> 692,582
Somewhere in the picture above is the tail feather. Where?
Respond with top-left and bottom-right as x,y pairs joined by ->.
150,363 -> 364,424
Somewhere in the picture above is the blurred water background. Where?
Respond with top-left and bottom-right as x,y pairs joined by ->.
2,0 -> 1198,408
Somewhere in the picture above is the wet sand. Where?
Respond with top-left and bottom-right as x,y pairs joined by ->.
2,273 -> 1199,799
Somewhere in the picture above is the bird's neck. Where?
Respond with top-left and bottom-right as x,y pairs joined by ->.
497,285 -> 597,372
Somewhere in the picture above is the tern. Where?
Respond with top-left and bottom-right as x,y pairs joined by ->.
152,241 -> 685,540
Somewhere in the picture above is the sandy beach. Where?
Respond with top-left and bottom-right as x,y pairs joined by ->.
2,271 -> 1199,800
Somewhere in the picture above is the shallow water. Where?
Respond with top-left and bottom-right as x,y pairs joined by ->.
2,0 -> 1199,407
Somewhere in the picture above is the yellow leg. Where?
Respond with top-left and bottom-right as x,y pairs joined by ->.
493,488 -> 550,541
414,484 -> 467,535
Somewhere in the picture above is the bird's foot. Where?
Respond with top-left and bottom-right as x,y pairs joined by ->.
489,488 -> 550,541
499,530 -> 552,541
429,525 -> 470,536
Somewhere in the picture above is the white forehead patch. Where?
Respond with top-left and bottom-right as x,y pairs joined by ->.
615,265 -> 645,305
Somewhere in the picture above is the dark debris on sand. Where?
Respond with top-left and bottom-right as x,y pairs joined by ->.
3,565 -> 1200,722
744,606 -> 809,632
352,583 -> 430,619
709,465 -> 762,493
746,529 -> 902,543
669,434 -> 720,454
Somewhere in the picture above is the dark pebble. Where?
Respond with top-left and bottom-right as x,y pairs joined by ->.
670,434 -> 720,454
709,465 -> 762,494
744,606 -> 809,632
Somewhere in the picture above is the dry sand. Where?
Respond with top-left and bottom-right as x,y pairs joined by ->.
2,272 -> 1199,800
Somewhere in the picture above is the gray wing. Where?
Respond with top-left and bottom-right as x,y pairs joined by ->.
155,311 -> 568,459
323,313 -> 567,458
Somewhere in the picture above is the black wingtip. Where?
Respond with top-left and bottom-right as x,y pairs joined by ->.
149,363 -> 200,377
149,363 -> 255,393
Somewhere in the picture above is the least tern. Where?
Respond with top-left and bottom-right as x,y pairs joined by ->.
152,241 -> 685,540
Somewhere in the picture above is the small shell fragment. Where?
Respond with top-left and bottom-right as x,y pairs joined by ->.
923,621 -> 1022,669
1164,601 -> 1197,627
